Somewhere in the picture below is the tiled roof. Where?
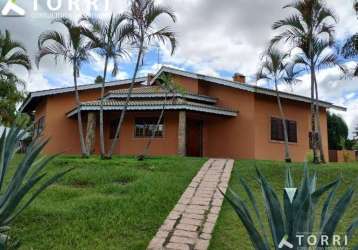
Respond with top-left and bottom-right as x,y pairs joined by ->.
105,85 -> 217,103
67,99 -> 237,117
108,85 -> 165,94
150,66 -> 346,111
20,77 -> 147,112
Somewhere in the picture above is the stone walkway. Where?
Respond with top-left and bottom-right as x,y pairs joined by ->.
147,159 -> 234,250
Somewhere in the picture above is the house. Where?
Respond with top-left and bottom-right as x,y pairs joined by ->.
20,66 -> 345,162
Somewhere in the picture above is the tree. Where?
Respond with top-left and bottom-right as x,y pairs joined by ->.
94,75 -> 104,84
0,75 -> 26,127
80,14 -> 133,158
0,29 -> 31,77
0,29 -> 31,128
271,0 -> 342,164
108,0 -> 177,158
137,73 -> 183,161
327,112 -> 348,150
257,48 -> 295,163
36,18 -> 94,157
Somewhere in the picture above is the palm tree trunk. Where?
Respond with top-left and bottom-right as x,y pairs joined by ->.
138,92 -> 170,160
73,63 -> 88,157
310,65 -> 319,164
274,79 -> 291,162
313,74 -> 326,163
108,41 -> 144,158
99,55 -> 109,159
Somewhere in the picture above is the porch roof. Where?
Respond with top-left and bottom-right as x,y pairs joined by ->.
66,99 -> 238,118
104,86 -> 217,104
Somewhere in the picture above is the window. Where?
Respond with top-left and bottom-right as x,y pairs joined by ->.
271,117 -> 297,143
34,116 -> 45,137
135,117 -> 164,138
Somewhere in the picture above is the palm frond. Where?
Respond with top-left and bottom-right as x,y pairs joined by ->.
273,14 -> 305,33
52,17 -> 76,31
145,4 -> 176,27
147,26 -> 177,55
37,31 -> 66,50
342,34 -> 358,59
4,51 -> 31,71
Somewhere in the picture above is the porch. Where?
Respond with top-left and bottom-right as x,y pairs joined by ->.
67,104 -> 237,157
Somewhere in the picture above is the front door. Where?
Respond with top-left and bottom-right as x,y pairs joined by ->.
186,119 -> 203,157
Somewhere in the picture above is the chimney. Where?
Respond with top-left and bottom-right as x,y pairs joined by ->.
233,73 -> 246,84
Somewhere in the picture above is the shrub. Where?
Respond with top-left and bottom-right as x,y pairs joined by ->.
222,163 -> 358,249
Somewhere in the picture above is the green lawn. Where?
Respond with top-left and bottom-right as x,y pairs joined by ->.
210,160 -> 358,250
9,155 -> 206,250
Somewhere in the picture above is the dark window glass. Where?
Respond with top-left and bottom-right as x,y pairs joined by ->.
271,117 -> 297,143
135,117 -> 164,138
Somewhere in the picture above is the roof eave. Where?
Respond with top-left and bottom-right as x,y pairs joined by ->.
104,93 -> 217,104
67,105 -> 238,118
20,77 -> 147,112
151,66 -> 345,111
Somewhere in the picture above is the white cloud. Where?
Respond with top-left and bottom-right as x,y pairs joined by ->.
1,0 -> 358,136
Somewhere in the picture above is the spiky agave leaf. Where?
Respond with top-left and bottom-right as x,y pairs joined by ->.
239,177 -> 270,247
0,124 -> 72,248
256,168 -> 286,248
223,162 -> 357,249
318,187 -> 354,246
220,188 -> 270,250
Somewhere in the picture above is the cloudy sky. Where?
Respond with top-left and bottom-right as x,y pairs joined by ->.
0,0 -> 357,136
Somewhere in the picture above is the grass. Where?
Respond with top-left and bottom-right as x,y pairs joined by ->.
8,155 -> 206,250
210,160 -> 358,250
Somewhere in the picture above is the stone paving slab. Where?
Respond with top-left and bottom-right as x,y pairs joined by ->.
147,159 -> 234,250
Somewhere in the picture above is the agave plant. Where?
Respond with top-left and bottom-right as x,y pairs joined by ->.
0,125 -> 72,248
222,163 -> 358,249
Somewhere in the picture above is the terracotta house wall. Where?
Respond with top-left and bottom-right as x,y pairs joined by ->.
107,111 -> 179,156
253,94 -> 313,162
172,75 -> 199,93
39,84 -> 139,154
34,99 -> 47,123
34,99 -> 48,138
29,73 -> 331,162
201,82 -> 256,159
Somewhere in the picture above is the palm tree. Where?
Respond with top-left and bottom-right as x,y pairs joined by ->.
257,48 -> 294,163
108,0 -> 177,158
80,14 -> 134,159
137,73 -> 183,161
36,17 -> 94,157
271,0 -> 338,164
0,29 -> 31,76
342,34 -> 358,76
293,39 -> 344,163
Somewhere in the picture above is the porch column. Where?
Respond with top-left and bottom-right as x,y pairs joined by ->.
85,112 -> 96,155
177,111 -> 186,156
